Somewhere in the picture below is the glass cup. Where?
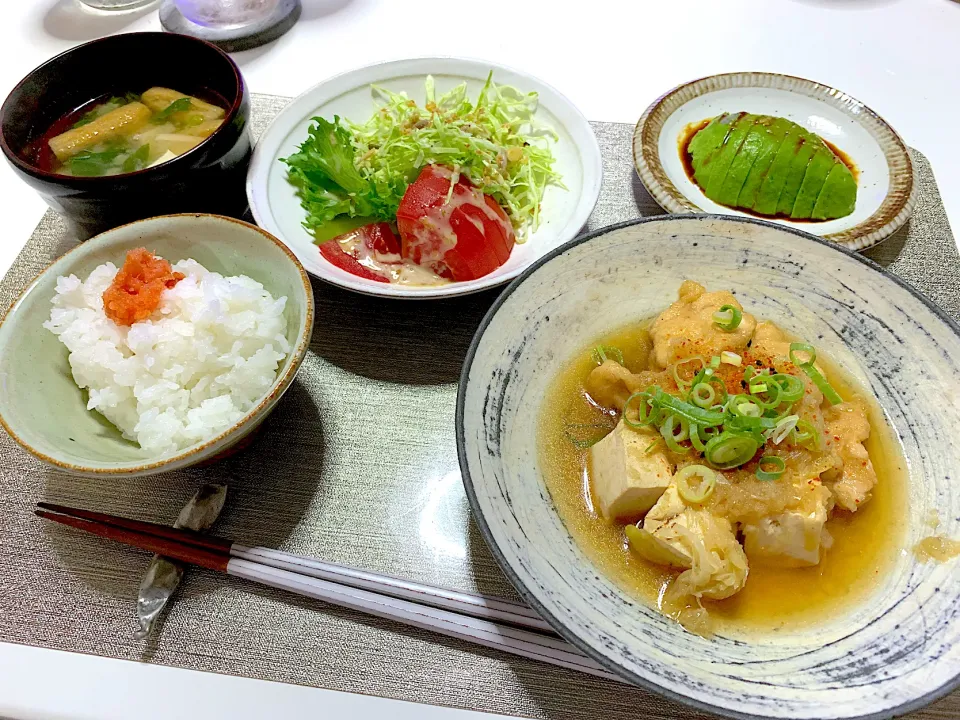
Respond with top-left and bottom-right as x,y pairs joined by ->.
77,0 -> 157,9
173,0 -> 281,26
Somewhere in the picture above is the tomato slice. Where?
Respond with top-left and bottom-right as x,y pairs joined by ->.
317,222 -> 401,283
318,240 -> 389,283
396,165 -> 515,282
364,222 -> 401,256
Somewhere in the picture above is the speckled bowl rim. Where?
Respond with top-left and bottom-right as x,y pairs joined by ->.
456,214 -> 960,720
632,72 -> 919,252
0,213 -> 315,476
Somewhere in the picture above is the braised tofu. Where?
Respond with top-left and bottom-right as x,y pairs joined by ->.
589,420 -> 672,522
742,479 -> 832,567
638,483 -> 749,600
649,281 -> 756,368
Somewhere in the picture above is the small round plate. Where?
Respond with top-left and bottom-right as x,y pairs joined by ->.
247,57 -> 602,299
633,72 -> 917,251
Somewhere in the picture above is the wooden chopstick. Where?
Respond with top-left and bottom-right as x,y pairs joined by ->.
35,504 -> 618,680
36,502 -> 232,554
37,502 -> 554,635
35,509 -> 229,572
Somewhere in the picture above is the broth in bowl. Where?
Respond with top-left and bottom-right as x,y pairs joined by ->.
539,281 -> 909,636
25,87 -> 226,177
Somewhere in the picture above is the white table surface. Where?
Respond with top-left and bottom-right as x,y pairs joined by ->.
1,1 -> 958,718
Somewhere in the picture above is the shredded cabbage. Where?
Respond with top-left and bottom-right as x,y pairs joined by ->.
281,73 -> 564,241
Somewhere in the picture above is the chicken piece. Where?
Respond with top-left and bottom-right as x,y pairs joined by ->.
584,360 -> 644,411
636,483 -> 749,600
649,281 -> 757,368
589,420 -> 673,521
822,399 -> 877,511
751,322 -> 825,374
584,361 -> 662,412
749,321 -> 828,435
750,322 -> 793,366
741,478 -> 832,567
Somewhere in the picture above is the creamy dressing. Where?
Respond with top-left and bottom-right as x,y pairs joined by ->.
403,166 -> 505,272
335,230 -> 449,287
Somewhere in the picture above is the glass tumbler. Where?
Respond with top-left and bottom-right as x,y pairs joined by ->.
173,0 -> 281,26
78,0 -> 157,8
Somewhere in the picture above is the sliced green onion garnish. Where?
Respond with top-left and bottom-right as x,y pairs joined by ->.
676,464 -> 717,503
771,373 -> 805,403
701,424 -> 722,438
706,375 -> 729,404
765,402 -> 797,422
792,418 -> 823,451
740,402 -> 762,417
726,415 -> 776,433
788,342 -> 842,405
689,368 -> 707,388
801,363 -> 843,405
660,414 -> 690,454
756,455 -> 786,481
789,342 -> 817,367
709,356 -> 721,370
690,382 -> 716,409
704,431 -> 760,469
689,422 -> 706,452
623,391 -> 656,428
720,351 -> 742,366
671,356 -> 706,391
592,345 -> 624,366
712,304 -> 743,332
750,378 -> 783,409
767,414 -> 799,445
727,394 -> 762,418
653,388 -> 726,427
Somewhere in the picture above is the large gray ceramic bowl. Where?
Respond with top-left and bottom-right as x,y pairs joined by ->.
457,216 -> 960,719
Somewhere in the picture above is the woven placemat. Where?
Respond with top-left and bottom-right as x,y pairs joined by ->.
0,94 -> 957,720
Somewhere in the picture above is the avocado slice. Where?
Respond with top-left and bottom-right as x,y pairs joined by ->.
811,163 -> 857,220
687,114 -> 858,220
689,113 -> 738,191
754,126 -> 804,215
703,114 -> 758,201
714,120 -> 769,206
736,117 -> 791,210
775,134 -> 818,216
790,147 -> 838,219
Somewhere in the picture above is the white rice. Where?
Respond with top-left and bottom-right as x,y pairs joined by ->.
44,258 -> 289,456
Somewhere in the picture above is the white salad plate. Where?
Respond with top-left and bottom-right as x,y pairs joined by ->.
633,73 -> 917,251
247,57 -> 602,299
457,216 -> 960,719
